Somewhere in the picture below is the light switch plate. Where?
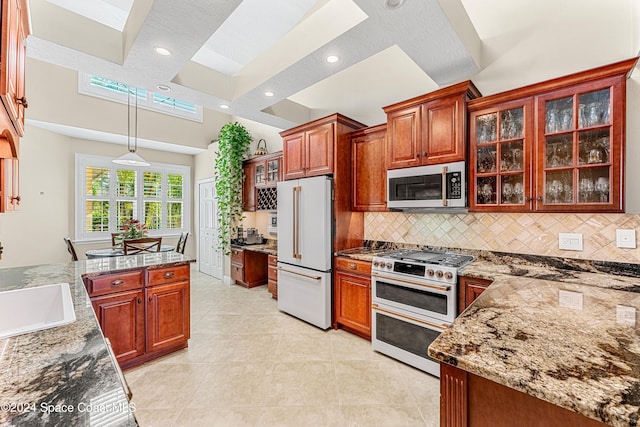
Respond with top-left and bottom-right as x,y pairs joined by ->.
616,229 -> 637,249
558,290 -> 583,310
558,233 -> 583,251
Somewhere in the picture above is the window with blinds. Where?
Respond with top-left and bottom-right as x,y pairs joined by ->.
78,72 -> 203,122
76,154 -> 190,241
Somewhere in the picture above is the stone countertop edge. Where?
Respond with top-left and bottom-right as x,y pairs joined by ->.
0,252 -> 195,426
429,266 -> 640,427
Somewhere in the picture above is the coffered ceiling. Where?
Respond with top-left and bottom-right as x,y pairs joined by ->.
26,0 -> 481,131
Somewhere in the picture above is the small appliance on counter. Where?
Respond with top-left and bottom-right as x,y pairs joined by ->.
231,226 -> 265,246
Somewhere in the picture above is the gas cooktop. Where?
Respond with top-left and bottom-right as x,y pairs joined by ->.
378,249 -> 474,269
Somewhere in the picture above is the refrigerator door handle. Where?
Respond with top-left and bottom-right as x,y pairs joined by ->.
293,185 -> 302,259
277,266 -> 321,280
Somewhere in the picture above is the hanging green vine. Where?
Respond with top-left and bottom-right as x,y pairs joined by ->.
214,122 -> 252,255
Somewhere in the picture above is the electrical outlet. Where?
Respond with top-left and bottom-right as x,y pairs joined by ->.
616,305 -> 636,327
558,233 -> 583,251
558,290 -> 583,310
616,229 -> 637,249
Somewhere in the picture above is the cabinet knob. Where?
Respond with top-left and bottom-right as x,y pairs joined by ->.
16,97 -> 28,108
111,280 -> 124,287
137,298 -> 142,304
149,296 -> 152,302
525,196 -> 532,202
423,152 -> 428,157
348,263 -> 357,270
10,195 -> 20,203
164,271 -> 175,279
536,196 -> 543,202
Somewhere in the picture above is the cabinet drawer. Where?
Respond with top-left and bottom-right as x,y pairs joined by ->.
268,254 -> 277,266
231,263 -> 244,282
335,257 -> 372,276
147,265 -> 190,286
85,270 -> 144,297
231,248 -> 244,264
268,265 -> 277,281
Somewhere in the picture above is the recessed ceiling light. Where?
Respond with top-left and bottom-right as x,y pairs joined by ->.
264,91 -> 274,97
154,46 -> 172,56
156,84 -> 171,92
384,0 -> 405,9
220,104 -> 230,109
326,55 -> 339,63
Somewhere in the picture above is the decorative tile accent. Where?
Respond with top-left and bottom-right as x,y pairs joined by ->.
364,212 -> 640,263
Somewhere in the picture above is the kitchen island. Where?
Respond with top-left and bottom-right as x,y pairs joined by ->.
429,258 -> 640,427
0,252 -> 194,426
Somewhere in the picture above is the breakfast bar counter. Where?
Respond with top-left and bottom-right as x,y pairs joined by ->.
0,252 -> 194,426
429,258 -> 640,427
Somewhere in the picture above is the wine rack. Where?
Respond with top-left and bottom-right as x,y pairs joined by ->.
257,187 -> 277,211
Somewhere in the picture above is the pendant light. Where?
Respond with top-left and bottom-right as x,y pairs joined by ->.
113,84 -> 150,167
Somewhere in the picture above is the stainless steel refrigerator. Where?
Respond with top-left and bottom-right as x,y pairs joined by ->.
276,175 -> 332,329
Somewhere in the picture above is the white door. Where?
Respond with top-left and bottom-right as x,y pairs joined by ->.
198,179 -> 222,279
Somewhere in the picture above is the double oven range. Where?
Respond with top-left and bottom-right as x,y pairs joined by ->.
371,249 -> 473,377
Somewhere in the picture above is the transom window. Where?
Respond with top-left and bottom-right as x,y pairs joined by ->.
76,154 -> 190,242
78,73 -> 203,122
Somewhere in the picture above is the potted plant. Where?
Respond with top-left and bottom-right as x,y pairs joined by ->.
214,122 -> 251,254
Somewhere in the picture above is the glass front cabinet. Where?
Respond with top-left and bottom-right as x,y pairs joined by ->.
469,58 -> 635,213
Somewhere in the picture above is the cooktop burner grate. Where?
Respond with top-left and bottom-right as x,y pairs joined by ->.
380,249 -> 474,268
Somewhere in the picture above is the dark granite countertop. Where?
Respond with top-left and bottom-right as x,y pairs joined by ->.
0,252 -> 194,426
429,251 -> 640,427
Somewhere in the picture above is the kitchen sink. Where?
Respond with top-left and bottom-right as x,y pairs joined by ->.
0,283 -> 76,339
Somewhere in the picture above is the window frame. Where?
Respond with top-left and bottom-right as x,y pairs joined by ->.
78,72 -> 204,123
75,154 -> 191,242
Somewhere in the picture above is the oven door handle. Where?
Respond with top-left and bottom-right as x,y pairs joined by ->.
371,272 -> 451,292
372,304 -> 449,331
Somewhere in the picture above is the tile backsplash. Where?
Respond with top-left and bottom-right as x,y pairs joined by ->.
364,212 -> 640,263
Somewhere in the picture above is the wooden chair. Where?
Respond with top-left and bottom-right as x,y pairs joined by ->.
176,232 -> 189,254
111,232 -> 124,246
64,237 -> 78,261
123,237 -> 162,255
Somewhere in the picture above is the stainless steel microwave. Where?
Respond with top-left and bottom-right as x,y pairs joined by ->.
387,161 -> 466,210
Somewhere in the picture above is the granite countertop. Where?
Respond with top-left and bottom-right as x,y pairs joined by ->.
0,252 -> 194,426
334,246 -> 390,262
429,254 -> 640,427
231,243 -> 277,257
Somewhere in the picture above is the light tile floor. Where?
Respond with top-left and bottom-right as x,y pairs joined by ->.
125,268 -> 440,426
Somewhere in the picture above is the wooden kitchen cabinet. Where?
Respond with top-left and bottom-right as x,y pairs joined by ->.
84,264 -> 191,370
383,81 -> 480,170
468,58 -> 636,213
267,254 -> 278,299
85,270 -> 146,364
0,0 -> 30,213
0,157 -> 19,212
334,256 -> 372,339
351,124 -> 387,212
242,161 -> 256,212
280,114 -> 366,180
231,247 -> 268,288
242,151 -> 283,212
458,276 -> 493,315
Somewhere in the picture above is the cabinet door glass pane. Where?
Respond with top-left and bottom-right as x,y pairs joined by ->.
578,89 -> 610,128
579,167 -> 609,203
500,108 -> 523,140
255,164 -> 265,184
476,176 -> 496,205
578,129 -> 610,165
546,97 -> 573,133
545,135 -> 573,168
477,145 -> 497,173
500,141 -> 524,171
500,175 -> 524,205
476,113 -> 497,143
545,170 -> 573,204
